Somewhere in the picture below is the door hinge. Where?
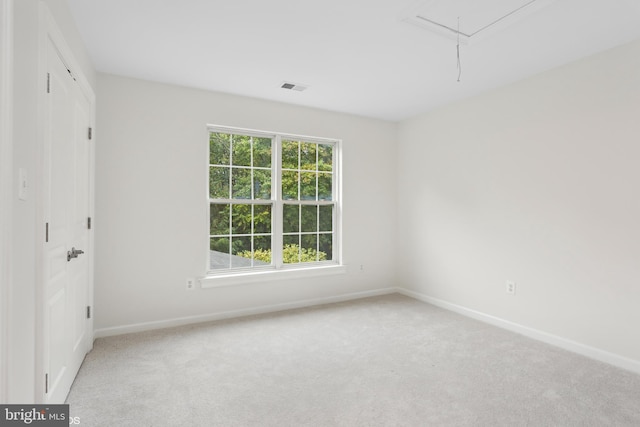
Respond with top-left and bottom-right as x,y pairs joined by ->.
46,73 -> 50,93
88,127 -> 92,140
87,306 -> 91,319
87,217 -> 92,230
45,223 -> 49,242
45,373 -> 48,394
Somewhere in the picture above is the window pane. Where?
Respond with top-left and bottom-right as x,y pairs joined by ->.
231,236 -> 252,268
300,172 -> 316,200
232,135 -> 251,166
210,133 -> 231,165
232,204 -> 251,235
210,237 -> 230,253
232,168 -> 252,199
282,140 -> 299,169
253,137 -> 272,168
254,204 -> 272,234
282,171 -> 299,200
301,234 -> 319,262
301,205 -> 317,232
283,235 -> 300,264
319,233 -> 333,261
300,142 -> 316,170
209,166 -> 230,199
318,173 -> 332,201
253,235 -> 272,265
210,237 -> 230,270
253,169 -> 271,200
210,204 -> 230,235
318,144 -> 333,172
283,204 -> 299,233
319,205 -> 333,232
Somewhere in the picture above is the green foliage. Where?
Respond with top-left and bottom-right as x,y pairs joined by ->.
237,248 -> 271,263
210,237 -> 249,255
209,133 -> 272,200
211,133 -> 331,204
210,237 -> 229,253
280,140 -> 333,201
237,244 -> 326,264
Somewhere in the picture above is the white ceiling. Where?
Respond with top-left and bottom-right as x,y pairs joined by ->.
67,0 -> 640,122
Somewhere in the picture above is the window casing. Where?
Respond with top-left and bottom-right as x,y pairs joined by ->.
207,126 -> 340,275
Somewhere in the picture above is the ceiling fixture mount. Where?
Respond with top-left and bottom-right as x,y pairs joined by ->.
402,0 -> 557,44
280,82 -> 309,92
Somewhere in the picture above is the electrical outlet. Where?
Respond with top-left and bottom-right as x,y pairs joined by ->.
506,280 -> 516,295
186,278 -> 196,291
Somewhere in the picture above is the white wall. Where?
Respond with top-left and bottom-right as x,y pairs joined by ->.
10,0 -> 38,402
9,0 -> 95,403
397,39 -> 640,364
94,74 -> 398,333
0,0 -> 13,404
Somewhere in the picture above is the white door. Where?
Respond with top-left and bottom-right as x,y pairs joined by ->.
43,38 -> 92,404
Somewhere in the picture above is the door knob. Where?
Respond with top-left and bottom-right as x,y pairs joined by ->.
67,247 -> 85,262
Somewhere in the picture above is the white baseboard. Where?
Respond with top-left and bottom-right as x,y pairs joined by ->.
94,287 -> 397,339
95,286 -> 640,376
397,288 -> 640,376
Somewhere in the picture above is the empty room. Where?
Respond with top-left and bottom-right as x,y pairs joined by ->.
2,0 -> 640,425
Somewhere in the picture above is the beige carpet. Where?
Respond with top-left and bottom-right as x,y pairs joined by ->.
67,294 -> 640,426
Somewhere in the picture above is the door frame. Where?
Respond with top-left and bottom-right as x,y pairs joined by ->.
36,3 -> 95,403
0,0 -> 14,404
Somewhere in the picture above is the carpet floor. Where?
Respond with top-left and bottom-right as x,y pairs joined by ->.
66,294 -> 640,426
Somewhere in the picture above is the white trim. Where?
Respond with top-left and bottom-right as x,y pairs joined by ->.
398,288 -> 640,375
0,0 -> 13,404
97,286 -> 640,375
95,287 -> 396,338
201,264 -> 347,288
207,124 -> 339,145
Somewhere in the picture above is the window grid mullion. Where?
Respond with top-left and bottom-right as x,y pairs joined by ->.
297,141 -> 302,263
273,135 -> 283,269
250,204 -> 255,268
250,136 -> 254,201
297,140 -> 301,203
250,137 -> 254,267
229,134 -> 234,199
298,203 -> 302,263
334,142 -> 339,264
315,147 -> 319,261
227,205 -> 232,270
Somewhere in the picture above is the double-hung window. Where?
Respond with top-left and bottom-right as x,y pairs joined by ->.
208,126 -> 340,275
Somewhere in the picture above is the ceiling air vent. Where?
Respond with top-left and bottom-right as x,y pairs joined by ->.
280,81 -> 308,92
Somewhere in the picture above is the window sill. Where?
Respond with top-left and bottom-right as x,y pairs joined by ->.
199,264 -> 347,289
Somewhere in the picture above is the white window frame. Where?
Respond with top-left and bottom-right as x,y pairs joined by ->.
202,125 -> 344,288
